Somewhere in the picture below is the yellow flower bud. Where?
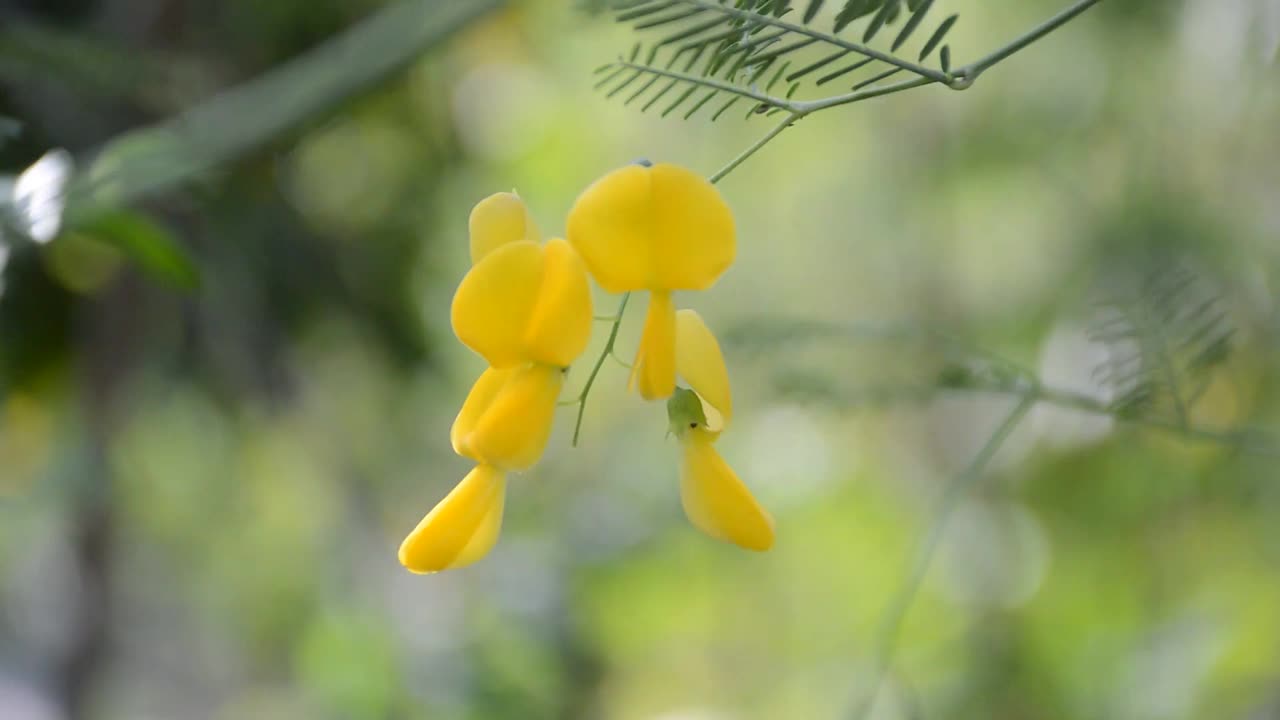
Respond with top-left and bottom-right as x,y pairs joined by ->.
469,191 -> 539,265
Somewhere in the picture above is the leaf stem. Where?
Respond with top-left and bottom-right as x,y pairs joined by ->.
852,395 -> 1034,719
796,75 -> 937,114
708,112 -> 797,183
572,292 -> 631,446
953,0 -> 1105,82
677,0 -> 950,83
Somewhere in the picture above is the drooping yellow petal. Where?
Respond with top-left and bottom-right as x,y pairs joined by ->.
524,238 -> 593,367
464,363 -> 562,471
452,366 -> 516,458
566,163 -> 653,293
630,291 -> 676,401
469,192 -> 539,265
399,464 -> 507,573
679,433 -> 774,551
451,474 -> 506,568
649,163 -> 735,290
566,163 -> 736,293
675,309 -> 732,431
451,240 -> 542,368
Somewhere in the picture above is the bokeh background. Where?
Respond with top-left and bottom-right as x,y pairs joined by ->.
3,0 -> 1280,718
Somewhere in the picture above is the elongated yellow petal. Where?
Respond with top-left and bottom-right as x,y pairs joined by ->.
452,367 -> 516,458
630,291 -> 676,400
566,164 -> 653,292
649,163 -> 735,290
675,309 -> 732,431
464,363 -> 562,471
469,192 -> 539,265
567,163 -> 735,292
524,238 -> 593,367
399,464 -> 507,573
451,474 -> 506,568
451,240 -> 542,368
679,434 -> 774,551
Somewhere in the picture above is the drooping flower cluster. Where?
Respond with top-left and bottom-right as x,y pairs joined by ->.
399,193 -> 593,573
399,163 -> 773,573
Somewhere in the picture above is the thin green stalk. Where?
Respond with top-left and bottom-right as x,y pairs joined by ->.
708,113 -> 798,183
953,0 -> 1105,82
797,75 -> 937,114
852,395 -> 1035,719
572,292 -> 631,446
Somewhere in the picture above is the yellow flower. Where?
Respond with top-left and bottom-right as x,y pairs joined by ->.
399,464 -> 506,573
666,310 -> 773,551
469,191 -> 540,265
400,192 -> 593,574
567,163 -> 735,400
451,364 -> 562,472
452,238 -> 593,369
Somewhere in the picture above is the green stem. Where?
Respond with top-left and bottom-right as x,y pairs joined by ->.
796,76 -> 937,114
572,292 -> 631,446
853,395 -> 1034,719
708,113 -> 798,184
953,0 -> 1105,82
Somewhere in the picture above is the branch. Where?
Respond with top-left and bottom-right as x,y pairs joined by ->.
952,0 -> 1105,82
853,395 -> 1035,719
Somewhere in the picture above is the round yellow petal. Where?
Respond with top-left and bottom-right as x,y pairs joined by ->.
524,239 -> 593,367
630,291 -> 676,401
649,163 -> 735,290
398,464 -> 507,573
566,164 -> 653,292
469,192 -> 539,265
452,366 -> 516,458
464,363 -> 562,471
675,309 -> 732,430
679,434 -> 774,552
451,240 -> 542,368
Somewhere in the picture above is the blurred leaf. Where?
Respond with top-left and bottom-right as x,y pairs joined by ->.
79,210 -> 199,290
65,0 -> 503,217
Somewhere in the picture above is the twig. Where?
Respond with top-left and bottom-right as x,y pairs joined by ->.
952,0 -> 1106,83
852,395 -> 1035,719
572,292 -> 631,446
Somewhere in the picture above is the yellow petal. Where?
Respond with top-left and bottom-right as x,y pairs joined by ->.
567,163 -> 735,292
469,192 -> 539,265
679,434 -> 774,551
566,163 -> 653,293
675,309 -> 732,431
524,238 -> 594,367
649,163 -> 735,290
630,291 -> 676,401
451,475 -> 506,568
452,366 -> 515,458
399,464 -> 507,573
451,240 -> 542,368
465,363 -> 562,471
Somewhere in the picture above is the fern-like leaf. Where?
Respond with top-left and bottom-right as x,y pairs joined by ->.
1088,256 -> 1235,423
592,0 -> 959,118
